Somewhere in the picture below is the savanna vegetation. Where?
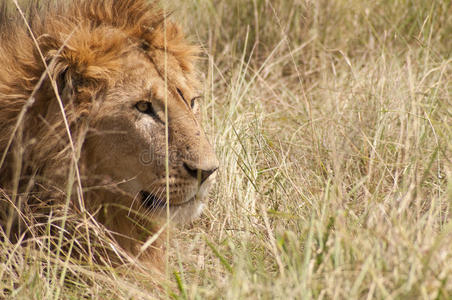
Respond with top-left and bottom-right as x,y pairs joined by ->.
1,0 -> 451,299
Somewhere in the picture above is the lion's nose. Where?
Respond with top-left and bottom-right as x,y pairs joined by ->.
183,161 -> 218,184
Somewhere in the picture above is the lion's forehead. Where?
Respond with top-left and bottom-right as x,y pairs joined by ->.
108,50 -> 198,106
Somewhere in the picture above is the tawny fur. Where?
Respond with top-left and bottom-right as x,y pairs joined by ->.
0,0 -> 218,271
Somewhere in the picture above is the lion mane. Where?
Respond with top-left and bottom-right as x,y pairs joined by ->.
0,0 -> 213,270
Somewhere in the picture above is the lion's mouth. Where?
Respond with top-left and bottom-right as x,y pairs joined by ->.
140,190 -> 196,209
140,191 -> 165,209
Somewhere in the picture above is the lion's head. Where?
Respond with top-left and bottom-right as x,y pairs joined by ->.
80,33 -> 219,224
0,0 -> 218,263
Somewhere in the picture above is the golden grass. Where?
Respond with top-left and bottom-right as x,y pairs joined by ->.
1,0 -> 451,299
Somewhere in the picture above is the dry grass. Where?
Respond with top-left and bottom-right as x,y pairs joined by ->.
1,0 -> 452,299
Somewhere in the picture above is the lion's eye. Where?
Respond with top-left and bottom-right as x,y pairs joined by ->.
190,96 -> 201,110
135,101 -> 156,116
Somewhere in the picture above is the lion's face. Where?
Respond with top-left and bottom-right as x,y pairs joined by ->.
83,49 -> 218,223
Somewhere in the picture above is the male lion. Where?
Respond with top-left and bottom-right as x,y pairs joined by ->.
0,0 -> 218,269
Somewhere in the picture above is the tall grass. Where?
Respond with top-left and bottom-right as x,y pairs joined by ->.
1,0 -> 451,299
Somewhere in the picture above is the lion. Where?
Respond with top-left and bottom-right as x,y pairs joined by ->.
0,0 -> 218,269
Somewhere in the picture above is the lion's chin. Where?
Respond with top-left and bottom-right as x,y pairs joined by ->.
140,179 -> 213,224
140,191 -> 205,224
169,200 -> 205,224
152,200 -> 204,224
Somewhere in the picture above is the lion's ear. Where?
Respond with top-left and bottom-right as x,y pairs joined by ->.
51,27 -> 128,101
53,60 -> 97,106
46,65 -> 92,122
53,66 -> 77,105
40,37 -> 80,105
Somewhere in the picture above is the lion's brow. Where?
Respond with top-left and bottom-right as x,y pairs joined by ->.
143,88 -> 166,103
144,86 -> 187,107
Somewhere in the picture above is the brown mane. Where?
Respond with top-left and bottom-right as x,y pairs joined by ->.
0,0 -> 199,269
